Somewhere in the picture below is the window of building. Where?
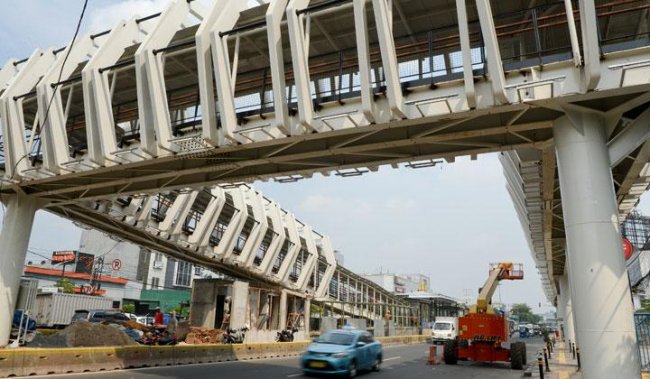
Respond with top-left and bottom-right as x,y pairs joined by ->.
151,277 -> 160,290
153,252 -> 163,269
175,261 -> 192,287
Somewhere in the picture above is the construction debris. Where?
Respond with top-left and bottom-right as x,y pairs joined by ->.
184,327 -> 224,344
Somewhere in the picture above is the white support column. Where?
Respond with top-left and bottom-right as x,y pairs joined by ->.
0,48 -> 57,179
563,0 -> 582,67
0,60 -> 19,91
455,0 -> 476,109
169,190 -> 199,238
286,0 -> 316,131
135,0 -> 195,156
37,34 -> 97,174
209,2 -> 250,145
558,273 -> 576,343
83,18 -> 152,167
266,0 -> 291,135
475,0 -> 508,104
608,107 -> 650,167
565,294 -> 576,346
136,196 -> 155,225
216,187 -> 248,260
353,0 -> 376,123
279,290 -> 288,330
304,297 -> 311,334
187,187 -> 226,249
578,0 -> 601,90
157,191 -> 196,235
260,202 -> 286,275
554,111 -> 641,378
0,195 -> 41,346
371,0 -> 406,118
296,225 -> 318,290
314,236 -> 336,299
239,190 -> 268,267
278,212 -> 301,283
230,280 -> 250,329
196,0 -> 227,145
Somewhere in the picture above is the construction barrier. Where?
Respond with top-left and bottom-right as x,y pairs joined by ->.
0,335 -> 426,377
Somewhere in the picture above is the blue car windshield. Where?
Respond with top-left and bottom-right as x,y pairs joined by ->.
317,332 -> 355,345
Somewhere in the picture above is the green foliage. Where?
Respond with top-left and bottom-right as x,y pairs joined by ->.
55,278 -> 75,294
640,299 -> 650,311
173,305 -> 189,318
510,303 -> 542,324
310,303 -> 322,315
122,304 -> 136,314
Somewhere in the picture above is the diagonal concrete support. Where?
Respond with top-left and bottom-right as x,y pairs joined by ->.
0,195 -> 42,346
554,111 -> 641,378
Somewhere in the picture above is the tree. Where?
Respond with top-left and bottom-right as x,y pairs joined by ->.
510,303 -> 542,324
55,278 -> 75,294
122,304 -> 136,314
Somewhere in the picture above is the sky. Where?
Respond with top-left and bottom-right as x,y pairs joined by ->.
2,0 -> 649,314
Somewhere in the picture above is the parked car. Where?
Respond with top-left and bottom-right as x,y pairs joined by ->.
135,315 -> 154,325
301,329 -> 382,377
71,309 -> 130,323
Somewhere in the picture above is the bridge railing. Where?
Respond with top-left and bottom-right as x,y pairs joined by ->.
2,0 -> 649,175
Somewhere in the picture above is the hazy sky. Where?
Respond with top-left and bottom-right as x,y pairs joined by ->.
2,0 -> 648,313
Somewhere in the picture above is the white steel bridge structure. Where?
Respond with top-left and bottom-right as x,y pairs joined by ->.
0,0 -> 649,376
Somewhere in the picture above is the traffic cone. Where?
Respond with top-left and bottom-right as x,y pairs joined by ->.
427,345 -> 438,365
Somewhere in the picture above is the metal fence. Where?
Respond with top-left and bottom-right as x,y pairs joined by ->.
635,312 -> 650,370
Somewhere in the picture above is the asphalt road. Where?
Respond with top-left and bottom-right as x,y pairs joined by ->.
31,337 -> 545,379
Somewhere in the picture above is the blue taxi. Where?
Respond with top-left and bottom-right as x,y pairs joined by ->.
301,328 -> 382,377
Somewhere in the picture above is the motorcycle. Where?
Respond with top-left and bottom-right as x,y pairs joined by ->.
223,326 -> 249,344
276,327 -> 299,342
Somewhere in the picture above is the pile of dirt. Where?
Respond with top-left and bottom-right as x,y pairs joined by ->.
28,322 -> 138,348
185,327 -> 223,344
61,322 -> 138,347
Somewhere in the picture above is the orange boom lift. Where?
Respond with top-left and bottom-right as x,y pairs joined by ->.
444,262 -> 526,370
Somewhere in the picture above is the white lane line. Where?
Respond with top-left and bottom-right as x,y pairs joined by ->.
287,374 -> 303,378
383,356 -> 401,362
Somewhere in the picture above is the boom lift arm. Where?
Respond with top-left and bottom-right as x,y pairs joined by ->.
473,262 -> 524,314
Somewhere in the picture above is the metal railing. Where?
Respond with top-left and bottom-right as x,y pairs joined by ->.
635,312 -> 650,370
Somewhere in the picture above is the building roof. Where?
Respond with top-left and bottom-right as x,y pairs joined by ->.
24,266 -> 128,285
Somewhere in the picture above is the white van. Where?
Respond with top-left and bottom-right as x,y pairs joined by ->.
431,317 -> 458,344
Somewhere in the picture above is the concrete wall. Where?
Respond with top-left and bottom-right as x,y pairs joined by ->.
0,335 -> 428,377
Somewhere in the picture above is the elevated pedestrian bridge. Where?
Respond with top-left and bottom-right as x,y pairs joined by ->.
51,183 -> 404,311
0,0 -> 649,371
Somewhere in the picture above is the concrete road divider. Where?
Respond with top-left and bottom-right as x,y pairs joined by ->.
0,335 -> 426,377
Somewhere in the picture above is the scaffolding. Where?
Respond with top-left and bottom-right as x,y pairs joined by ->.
622,211 -> 650,251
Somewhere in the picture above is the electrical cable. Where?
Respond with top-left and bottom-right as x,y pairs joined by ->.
0,0 -> 89,224
30,0 -> 89,167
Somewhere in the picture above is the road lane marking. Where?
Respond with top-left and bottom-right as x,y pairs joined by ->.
383,356 -> 401,362
287,374 -> 303,378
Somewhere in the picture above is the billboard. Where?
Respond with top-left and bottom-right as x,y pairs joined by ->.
75,253 -> 95,275
51,251 -> 76,264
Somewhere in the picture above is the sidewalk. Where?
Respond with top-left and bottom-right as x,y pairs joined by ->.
526,341 -> 579,379
527,341 -> 650,379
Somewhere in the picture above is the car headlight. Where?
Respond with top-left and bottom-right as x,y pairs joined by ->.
332,352 -> 349,358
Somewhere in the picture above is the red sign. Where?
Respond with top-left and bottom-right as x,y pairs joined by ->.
51,251 -> 76,263
623,238 -> 633,260
111,259 -> 122,271
81,285 -> 94,295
